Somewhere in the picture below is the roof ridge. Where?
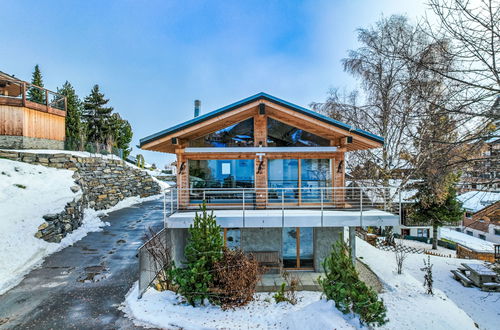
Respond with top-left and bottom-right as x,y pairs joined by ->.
139,92 -> 384,147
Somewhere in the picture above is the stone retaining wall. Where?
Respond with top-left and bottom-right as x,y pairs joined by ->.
0,150 -> 161,242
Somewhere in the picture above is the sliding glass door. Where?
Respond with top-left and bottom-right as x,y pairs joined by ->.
267,159 -> 299,203
282,227 -> 314,269
268,159 -> 332,204
300,159 -> 332,203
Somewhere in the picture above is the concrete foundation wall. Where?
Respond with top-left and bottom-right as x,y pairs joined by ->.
241,228 -> 281,252
168,228 -> 189,266
314,227 -> 343,271
0,135 -> 64,150
166,226 -> 343,272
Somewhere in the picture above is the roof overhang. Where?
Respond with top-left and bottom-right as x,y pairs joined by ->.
140,92 -> 384,153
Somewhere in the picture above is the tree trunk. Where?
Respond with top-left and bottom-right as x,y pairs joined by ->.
432,224 -> 438,250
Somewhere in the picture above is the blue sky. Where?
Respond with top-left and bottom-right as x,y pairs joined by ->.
1,0 -> 427,167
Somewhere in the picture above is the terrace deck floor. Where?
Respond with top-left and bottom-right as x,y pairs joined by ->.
256,261 -> 383,293
167,208 -> 399,228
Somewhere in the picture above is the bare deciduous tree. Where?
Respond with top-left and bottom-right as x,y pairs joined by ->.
394,242 -> 408,275
312,16 -> 438,198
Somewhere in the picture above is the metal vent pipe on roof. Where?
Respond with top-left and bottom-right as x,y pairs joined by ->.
194,99 -> 201,117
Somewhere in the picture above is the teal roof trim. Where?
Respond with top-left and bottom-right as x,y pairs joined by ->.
139,92 -> 384,147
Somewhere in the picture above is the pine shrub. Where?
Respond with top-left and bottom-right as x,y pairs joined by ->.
318,238 -> 388,326
173,203 -> 224,306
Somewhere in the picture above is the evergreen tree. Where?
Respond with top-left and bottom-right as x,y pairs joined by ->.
174,203 -> 224,306
82,84 -> 113,146
105,113 -> 133,158
116,118 -> 133,158
57,81 -> 83,150
319,237 -> 387,326
411,179 -> 464,249
27,64 -> 45,104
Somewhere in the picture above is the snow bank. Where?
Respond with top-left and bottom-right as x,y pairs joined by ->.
122,283 -> 358,330
440,227 -> 494,252
0,158 -> 161,295
357,238 -> 480,330
0,158 -> 80,294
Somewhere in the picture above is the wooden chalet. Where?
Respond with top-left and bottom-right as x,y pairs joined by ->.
140,92 -> 400,270
0,71 -> 66,149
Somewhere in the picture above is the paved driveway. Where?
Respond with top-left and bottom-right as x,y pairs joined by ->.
0,198 -> 164,330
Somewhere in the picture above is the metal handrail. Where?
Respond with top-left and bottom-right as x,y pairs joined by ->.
162,186 -> 402,225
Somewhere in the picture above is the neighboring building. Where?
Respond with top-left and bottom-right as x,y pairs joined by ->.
459,191 -> 500,244
140,93 -> 399,271
460,98 -> 499,192
0,71 -> 67,149
352,181 -> 461,239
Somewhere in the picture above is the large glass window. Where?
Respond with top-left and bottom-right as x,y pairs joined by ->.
189,159 -> 254,188
189,118 -> 254,147
268,159 -> 299,202
301,159 -> 332,202
267,118 -> 330,147
282,227 -> 313,269
268,159 -> 332,203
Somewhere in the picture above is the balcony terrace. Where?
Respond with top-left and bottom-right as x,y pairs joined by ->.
0,74 -> 66,115
162,186 -> 401,228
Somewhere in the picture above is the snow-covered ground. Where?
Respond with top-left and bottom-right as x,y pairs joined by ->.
357,238 -> 479,330
122,284 -> 359,330
359,237 -> 499,330
123,236 -> 494,330
0,158 -> 161,295
440,227 -> 495,252
395,238 -> 457,256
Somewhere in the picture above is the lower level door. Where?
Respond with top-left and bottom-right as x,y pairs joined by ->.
282,227 -> 314,269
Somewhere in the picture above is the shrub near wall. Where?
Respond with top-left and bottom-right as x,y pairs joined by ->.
0,150 -> 161,242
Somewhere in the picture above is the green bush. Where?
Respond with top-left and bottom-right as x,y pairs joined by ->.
318,238 -> 387,327
173,203 -> 224,306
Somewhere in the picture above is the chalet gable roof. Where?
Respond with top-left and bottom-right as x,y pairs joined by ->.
140,92 -> 383,152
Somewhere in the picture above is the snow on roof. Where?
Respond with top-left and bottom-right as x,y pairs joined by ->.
439,227 -> 495,252
349,179 -> 417,203
457,191 -> 500,213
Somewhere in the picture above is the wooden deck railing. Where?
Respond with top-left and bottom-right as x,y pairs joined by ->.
0,77 -> 66,115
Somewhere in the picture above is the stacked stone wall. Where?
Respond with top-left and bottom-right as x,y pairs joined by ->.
0,150 -> 161,242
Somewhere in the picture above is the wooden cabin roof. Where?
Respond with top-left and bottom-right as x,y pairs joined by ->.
140,92 -> 384,153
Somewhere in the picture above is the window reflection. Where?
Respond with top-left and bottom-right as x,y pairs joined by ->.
267,118 -> 330,147
268,159 -> 299,202
301,159 -> 332,202
190,118 -> 254,147
189,159 -> 254,188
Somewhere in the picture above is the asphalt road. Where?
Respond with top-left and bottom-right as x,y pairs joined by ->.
0,198 -> 164,330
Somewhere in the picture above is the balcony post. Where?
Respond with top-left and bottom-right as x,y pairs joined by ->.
320,188 -> 324,227
21,82 -> 26,106
281,189 -> 285,228
242,189 -> 246,228
360,188 -> 363,227
163,188 -> 166,225
170,188 -> 174,215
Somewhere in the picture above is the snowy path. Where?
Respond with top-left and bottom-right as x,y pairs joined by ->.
0,199 -> 165,329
